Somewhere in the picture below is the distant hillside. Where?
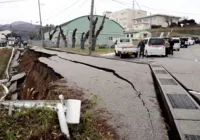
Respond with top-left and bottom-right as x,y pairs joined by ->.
0,21 -> 40,40
149,26 -> 200,37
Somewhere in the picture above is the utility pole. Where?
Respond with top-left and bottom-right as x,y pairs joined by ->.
150,13 -> 152,29
133,0 -> 134,10
38,0 -> 44,47
89,0 -> 94,55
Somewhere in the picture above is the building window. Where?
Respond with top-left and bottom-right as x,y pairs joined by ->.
152,17 -> 156,20
109,37 -> 113,40
143,18 -> 149,22
131,34 -> 133,37
127,34 -> 129,37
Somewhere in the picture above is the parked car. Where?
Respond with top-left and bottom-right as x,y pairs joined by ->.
192,37 -> 200,44
115,38 -> 138,58
171,38 -> 180,51
143,37 -> 166,57
188,37 -> 195,45
180,37 -> 188,48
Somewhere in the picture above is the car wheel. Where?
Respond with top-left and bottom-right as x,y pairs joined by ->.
120,53 -> 124,59
135,53 -> 138,58
145,51 -> 148,57
178,49 -> 180,51
115,51 -> 118,56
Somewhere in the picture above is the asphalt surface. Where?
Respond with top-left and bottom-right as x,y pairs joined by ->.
154,44 -> 200,92
106,44 -> 200,92
32,46 -> 168,140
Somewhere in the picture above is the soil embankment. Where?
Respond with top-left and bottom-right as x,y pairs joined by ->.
4,48 -> 115,140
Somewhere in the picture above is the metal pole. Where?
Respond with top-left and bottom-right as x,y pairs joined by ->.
150,13 -> 152,29
38,0 -> 44,47
89,0 -> 94,55
133,0 -> 134,10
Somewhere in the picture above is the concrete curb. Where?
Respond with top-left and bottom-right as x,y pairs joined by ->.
150,63 -> 200,140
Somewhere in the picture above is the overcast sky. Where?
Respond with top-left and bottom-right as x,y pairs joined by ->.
0,0 -> 200,25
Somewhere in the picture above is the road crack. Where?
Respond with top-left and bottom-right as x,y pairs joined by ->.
58,56 -> 155,136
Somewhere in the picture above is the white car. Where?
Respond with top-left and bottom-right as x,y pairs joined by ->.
143,37 -> 166,57
115,38 -> 138,58
172,38 -> 180,51
188,37 -> 195,45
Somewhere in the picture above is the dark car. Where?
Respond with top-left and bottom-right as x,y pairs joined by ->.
180,37 -> 189,48
192,37 -> 200,44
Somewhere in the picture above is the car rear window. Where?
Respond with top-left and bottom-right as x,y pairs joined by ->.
120,39 -> 130,43
172,39 -> 180,43
149,38 -> 164,45
180,38 -> 188,41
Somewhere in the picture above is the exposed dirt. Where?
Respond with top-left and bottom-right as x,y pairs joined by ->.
7,49 -> 117,140
18,50 -> 62,100
0,49 -> 12,78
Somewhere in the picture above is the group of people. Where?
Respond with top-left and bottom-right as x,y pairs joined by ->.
137,38 -> 175,58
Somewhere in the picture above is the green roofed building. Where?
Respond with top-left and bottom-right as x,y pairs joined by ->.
44,15 -> 124,46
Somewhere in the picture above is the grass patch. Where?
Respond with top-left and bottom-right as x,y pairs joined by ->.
0,48 -> 12,79
169,32 -> 195,37
46,45 -> 114,55
0,99 -> 114,140
0,80 -> 115,140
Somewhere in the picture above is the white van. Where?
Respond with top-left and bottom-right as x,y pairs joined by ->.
115,38 -> 139,58
143,37 -> 166,57
172,38 -> 180,51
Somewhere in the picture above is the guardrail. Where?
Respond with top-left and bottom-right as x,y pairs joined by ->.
0,95 -> 81,139
6,48 -> 15,79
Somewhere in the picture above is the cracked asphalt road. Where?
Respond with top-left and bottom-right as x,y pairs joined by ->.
32,47 -> 168,140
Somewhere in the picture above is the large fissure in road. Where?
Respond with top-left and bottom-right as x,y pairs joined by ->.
57,56 -> 156,136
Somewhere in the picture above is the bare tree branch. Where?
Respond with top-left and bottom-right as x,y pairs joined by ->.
96,15 -> 106,37
49,26 -> 58,40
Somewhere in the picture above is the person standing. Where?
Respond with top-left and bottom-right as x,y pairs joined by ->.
169,38 -> 174,55
138,40 -> 145,58
165,39 -> 170,57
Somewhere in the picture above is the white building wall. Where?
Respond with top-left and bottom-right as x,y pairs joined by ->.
133,15 -> 180,30
0,30 -> 11,42
103,9 -> 147,31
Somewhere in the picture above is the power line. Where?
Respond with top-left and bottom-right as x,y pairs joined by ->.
135,0 -> 141,10
138,4 -> 200,16
0,0 -> 28,4
113,0 -> 200,16
44,0 -> 82,21
79,0 -> 88,9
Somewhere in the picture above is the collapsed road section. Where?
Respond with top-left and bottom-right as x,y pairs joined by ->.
1,46 -> 169,140
27,46 -> 168,140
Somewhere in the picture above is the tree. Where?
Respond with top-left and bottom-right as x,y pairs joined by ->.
165,17 -> 173,27
80,31 -> 89,49
56,32 -> 61,48
59,26 -> 68,47
72,28 -> 77,48
88,15 -> 106,51
170,22 -> 177,27
178,18 -> 197,27
188,19 -> 197,26
80,32 -> 85,49
49,26 -> 58,40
